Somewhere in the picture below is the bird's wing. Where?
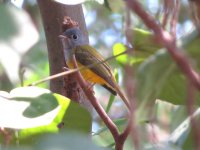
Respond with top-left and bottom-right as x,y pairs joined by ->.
74,45 -> 116,90
75,45 -> 131,109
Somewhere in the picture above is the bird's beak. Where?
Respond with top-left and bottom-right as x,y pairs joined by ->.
58,34 -> 67,39
59,34 -> 70,49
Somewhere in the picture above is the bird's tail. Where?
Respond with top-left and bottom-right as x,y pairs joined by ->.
113,82 -> 131,110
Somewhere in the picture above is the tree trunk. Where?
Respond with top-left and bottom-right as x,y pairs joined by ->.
37,0 -> 92,111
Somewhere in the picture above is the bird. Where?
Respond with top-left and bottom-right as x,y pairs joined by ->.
59,27 -> 130,109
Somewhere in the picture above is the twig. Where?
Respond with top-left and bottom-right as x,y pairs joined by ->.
125,7 -> 131,46
162,0 -> 172,28
115,117 -> 132,150
71,55 -> 120,147
126,0 -> 200,91
0,128 -> 12,146
30,49 -> 132,86
170,0 -> 180,39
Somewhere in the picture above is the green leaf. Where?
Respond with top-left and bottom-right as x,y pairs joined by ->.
168,108 -> 200,149
107,0 -> 125,12
104,0 -> 111,11
0,4 -> 19,41
3,132 -> 109,150
105,69 -> 118,113
136,30 -> 200,107
143,143 -> 181,150
113,43 -> 128,64
92,118 -> 127,148
113,42 -> 145,65
1,146 -> 33,150
36,132 -> 109,150
0,63 -> 13,91
128,28 -> 163,57
106,95 -> 115,113
93,118 -> 127,135
0,86 -> 92,140
22,41 -> 49,89
136,50 -> 176,104
62,100 -> 92,133
113,29 -> 163,66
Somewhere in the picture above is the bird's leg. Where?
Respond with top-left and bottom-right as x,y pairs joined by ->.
62,67 -> 69,71
85,82 -> 95,94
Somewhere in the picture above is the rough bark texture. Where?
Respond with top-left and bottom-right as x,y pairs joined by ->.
37,0 -> 92,111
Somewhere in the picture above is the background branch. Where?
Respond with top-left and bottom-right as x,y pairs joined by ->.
170,0 -> 180,38
126,0 -> 200,91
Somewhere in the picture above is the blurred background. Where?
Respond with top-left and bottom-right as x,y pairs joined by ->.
0,0 -> 198,149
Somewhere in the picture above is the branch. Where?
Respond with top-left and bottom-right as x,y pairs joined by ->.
71,55 -> 120,143
0,128 -> 12,146
115,117 -> 132,150
126,0 -> 200,91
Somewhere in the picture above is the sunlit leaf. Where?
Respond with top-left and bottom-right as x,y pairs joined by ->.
113,43 -> 128,64
54,0 -> 86,5
0,86 -> 91,139
113,29 -> 163,66
54,0 -> 104,5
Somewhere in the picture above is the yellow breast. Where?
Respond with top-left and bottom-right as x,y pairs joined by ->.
67,61 -> 107,85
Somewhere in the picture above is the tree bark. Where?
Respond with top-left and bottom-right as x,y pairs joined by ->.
37,0 -> 92,111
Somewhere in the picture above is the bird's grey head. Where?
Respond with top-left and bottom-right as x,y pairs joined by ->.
62,28 -> 86,48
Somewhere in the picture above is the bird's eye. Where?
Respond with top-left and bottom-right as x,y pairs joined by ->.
72,34 -> 78,40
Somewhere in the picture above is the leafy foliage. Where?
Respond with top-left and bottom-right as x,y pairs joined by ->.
0,0 -> 200,150
0,86 -> 91,135
0,86 -> 92,148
